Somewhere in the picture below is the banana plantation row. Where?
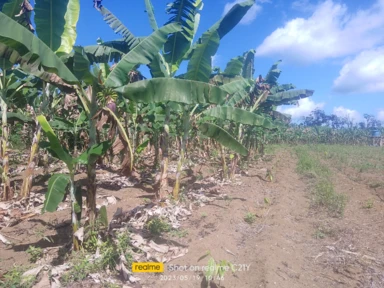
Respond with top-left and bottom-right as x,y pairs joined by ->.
0,0 -> 313,249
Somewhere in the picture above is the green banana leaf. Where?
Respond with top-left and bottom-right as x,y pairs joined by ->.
223,55 -> 244,76
0,111 -> 33,123
199,122 -> 248,156
242,49 -> 255,79
105,23 -> 182,88
2,0 -> 32,31
0,12 -> 78,84
148,53 -> 168,78
186,0 -> 255,82
73,46 -> 94,84
99,6 -> 139,51
116,78 -> 228,105
221,78 -> 252,106
1,0 -> 23,19
144,0 -> 158,31
265,60 -> 282,85
34,0 -> 80,53
57,0 -> 80,54
49,117 -> 74,131
76,141 -> 111,165
98,39 -> 135,54
265,89 -> 314,105
270,110 -> 291,123
269,83 -> 296,94
203,107 -> 276,129
37,115 -> 73,169
185,30 -> 220,82
163,0 -> 203,74
220,78 -> 251,95
42,174 -> 71,213
83,45 -> 123,64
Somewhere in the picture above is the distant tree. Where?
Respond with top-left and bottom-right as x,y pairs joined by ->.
364,114 -> 381,129
303,109 -> 329,127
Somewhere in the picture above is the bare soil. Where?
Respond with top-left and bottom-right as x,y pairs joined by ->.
1,148 -> 383,288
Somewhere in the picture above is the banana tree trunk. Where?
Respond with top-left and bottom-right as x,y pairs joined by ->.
153,132 -> 159,169
87,84 -> 98,226
69,172 -> 80,251
1,98 -> 12,201
229,154 -> 239,179
173,108 -> 189,200
220,144 -> 228,180
158,105 -> 170,199
20,121 -> 41,198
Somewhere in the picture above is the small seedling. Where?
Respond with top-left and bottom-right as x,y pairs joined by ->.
205,257 -> 235,285
142,198 -> 151,204
244,212 -> 256,224
201,212 -> 207,218
363,199 -> 374,209
266,169 -> 273,182
26,246 -> 43,263
313,229 -> 326,239
146,217 -> 171,235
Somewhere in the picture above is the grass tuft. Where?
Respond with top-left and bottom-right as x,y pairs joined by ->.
295,146 -> 347,217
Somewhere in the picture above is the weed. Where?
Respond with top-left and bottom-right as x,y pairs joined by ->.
363,199 -> 374,209
295,146 -> 347,217
313,225 -> 336,239
244,212 -> 256,224
201,212 -> 207,218
314,180 -> 347,216
205,257 -> 235,285
99,231 -> 133,271
169,229 -> 188,238
147,217 -> 171,236
142,198 -> 151,204
313,229 -> 326,239
0,266 -> 35,288
60,254 -> 100,286
26,246 -> 43,263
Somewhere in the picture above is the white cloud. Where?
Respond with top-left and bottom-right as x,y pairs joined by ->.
378,109 -> 384,121
277,98 -> 325,119
211,54 -> 220,67
223,0 -> 262,25
332,47 -> 384,93
291,0 -> 316,13
257,0 -> 384,63
333,106 -> 363,122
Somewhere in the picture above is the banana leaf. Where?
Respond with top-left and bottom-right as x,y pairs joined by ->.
104,23 -> 182,88
116,78 -> 227,105
199,122 -> 248,156
34,0 -> 80,53
223,55 -> 244,76
163,0 -> 203,74
204,106 -> 276,129
0,12 -> 78,85
99,6 -> 139,51
265,89 -> 314,105
186,0 -> 255,82
144,0 -> 158,31
242,49 -> 255,79
42,174 -> 71,213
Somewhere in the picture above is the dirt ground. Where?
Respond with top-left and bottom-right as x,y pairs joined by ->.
1,147 -> 383,288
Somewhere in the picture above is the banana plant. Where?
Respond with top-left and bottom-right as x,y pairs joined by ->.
37,115 -> 110,250
98,0 -> 255,199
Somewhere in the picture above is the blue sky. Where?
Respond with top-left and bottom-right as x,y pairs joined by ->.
74,0 -> 384,122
